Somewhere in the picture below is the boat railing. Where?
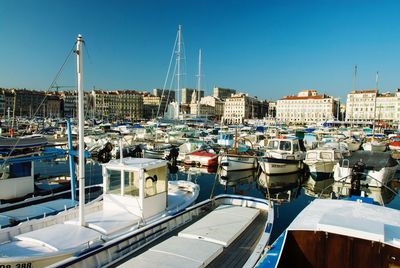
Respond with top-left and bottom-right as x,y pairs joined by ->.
341,159 -> 350,168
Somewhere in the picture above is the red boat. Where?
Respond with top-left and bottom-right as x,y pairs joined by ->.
389,136 -> 400,151
184,149 -> 218,166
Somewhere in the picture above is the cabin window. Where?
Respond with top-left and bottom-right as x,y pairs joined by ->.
124,171 -> 140,196
9,162 -> 31,179
293,143 -> 299,152
279,141 -> 292,151
107,170 -> 122,194
320,152 -> 332,159
267,140 -> 279,150
307,152 -> 317,160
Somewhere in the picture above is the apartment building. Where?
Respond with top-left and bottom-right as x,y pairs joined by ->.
213,87 -> 236,100
222,93 -> 262,125
276,90 -> 337,124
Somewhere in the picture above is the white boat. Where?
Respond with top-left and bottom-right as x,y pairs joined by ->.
0,35 -> 200,268
258,137 -> 305,175
54,195 -> 274,268
0,158 -> 199,267
0,134 -> 48,151
219,154 -> 257,171
344,137 -> 361,151
333,151 -> 398,187
362,139 -> 387,152
257,198 -> 400,267
304,148 -> 343,181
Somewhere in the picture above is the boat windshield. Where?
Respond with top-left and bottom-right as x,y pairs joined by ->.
267,140 -> 279,150
279,141 -> 292,151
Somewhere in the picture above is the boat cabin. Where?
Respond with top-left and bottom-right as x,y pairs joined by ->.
0,161 -> 34,201
102,158 -> 168,220
266,137 -> 302,155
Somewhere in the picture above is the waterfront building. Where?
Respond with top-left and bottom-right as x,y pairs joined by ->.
143,93 -> 167,119
276,90 -> 337,124
222,93 -> 262,125
375,91 -> 400,123
181,88 -> 204,104
345,90 -> 377,123
91,90 -> 143,119
11,89 -> 47,117
267,101 -> 276,118
61,90 -> 90,118
153,88 -> 175,102
345,89 -> 400,125
46,94 -> 61,118
3,90 -> 14,118
213,87 -> 236,100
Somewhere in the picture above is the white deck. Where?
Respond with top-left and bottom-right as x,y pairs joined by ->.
119,236 -> 223,268
15,224 -> 101,252
118,205 -> 261,268
178,205 -> 259,247
66,209 -> 141,236
288,199 -> 400,248
0,199 -> 78,223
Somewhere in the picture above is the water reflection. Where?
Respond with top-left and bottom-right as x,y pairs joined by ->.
303,175 -> 400,205
257,172 -> 303,203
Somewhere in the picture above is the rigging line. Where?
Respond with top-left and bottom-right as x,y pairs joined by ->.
164,58 -> 178,114
83,41 -> 93,65
181,36 -> 187,89
1,41 -> 77,169
157,32 -> 178,118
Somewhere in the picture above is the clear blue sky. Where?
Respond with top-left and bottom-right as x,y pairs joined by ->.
1,0 -> 399,101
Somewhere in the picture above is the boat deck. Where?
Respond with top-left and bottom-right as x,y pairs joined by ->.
207,210 -> 268,268
112,205 -> 268,268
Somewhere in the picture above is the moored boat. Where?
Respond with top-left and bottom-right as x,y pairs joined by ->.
257,198 -> 400,267
54,194 -> 274,268
333,151 -> 398,187
304,147 -> 343,180
258,137 -> 305,175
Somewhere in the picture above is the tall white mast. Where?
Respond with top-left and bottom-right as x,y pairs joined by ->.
76,34 -> 85,226
196,49 -> 202,117
176,25 -> 182,117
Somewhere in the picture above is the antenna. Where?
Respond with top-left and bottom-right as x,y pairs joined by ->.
376,71 -> 379,91
353,64 -> 357,90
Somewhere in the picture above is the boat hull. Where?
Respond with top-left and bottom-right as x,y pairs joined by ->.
219,155 -> 256,171
259,158 -> 301,175
333,164 -> 397,187
304,160 -> 336,181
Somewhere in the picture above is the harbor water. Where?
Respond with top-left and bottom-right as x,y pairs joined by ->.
35,160 -> 400,243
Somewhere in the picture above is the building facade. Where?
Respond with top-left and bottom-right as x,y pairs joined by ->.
345,90 -> 377,123
181,88 -> 204,104
91,90 -> 143,119
276,90 -> 337,124
213,87 -> 236,100
153,88 -> 175,102
222,93 -> 262,125
143,94 -> 167,119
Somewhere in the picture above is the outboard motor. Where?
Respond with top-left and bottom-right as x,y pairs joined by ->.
350,159 -> 365,196
166,146 -> 179,166
98,142 -> 113,163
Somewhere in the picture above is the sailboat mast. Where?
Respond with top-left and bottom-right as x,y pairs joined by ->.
76,34 -> 85,226
196,49 -> 202,117
373,71 -> 379,135
176,25 -> 182,117
351,64 -> 357,126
